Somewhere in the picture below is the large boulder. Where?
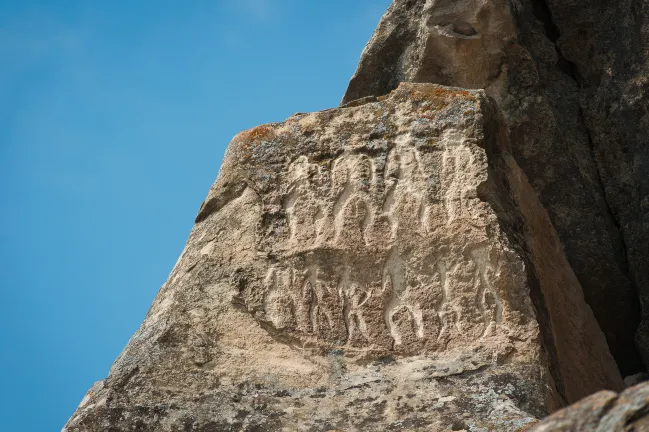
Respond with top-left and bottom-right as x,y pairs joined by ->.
63,84 -> 622,431
342,0 -> 646,377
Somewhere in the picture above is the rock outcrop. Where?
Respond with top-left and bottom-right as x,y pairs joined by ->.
65,0 -> 649,429
342,0 -> 647,376
529,381 -> 649,431
64,84 -> 623,431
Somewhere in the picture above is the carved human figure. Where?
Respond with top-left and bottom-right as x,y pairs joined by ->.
339,267 -> 372,345
383,253 -> 426,347
284,156 -> 326,246
331,153 -> 375,244
383,147 -> 429,237
264,267 -> 311,332
469,248 -> 503,337
308,268 -> 346,341
441,140 -> 475,223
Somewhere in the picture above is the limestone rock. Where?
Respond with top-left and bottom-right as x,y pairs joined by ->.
342,0 -> 646,377
529,381 -> 649,431
64,84 -> 622,431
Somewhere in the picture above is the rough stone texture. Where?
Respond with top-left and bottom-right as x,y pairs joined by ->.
529,381 -> 649,431
342,0 -> 646,376
64,84 -> 623,431
540,0 -> 649,371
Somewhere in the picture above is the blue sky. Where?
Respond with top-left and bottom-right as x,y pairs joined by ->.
0,1 -> 390,429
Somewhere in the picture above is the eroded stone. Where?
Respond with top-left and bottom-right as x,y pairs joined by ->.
64,84 -> 622,431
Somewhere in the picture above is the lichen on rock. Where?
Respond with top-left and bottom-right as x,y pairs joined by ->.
64,83 -> 623,431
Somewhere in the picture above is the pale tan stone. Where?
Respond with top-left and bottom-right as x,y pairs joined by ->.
64,84 -> 622,431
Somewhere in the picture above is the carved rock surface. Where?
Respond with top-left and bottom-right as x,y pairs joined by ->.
529,381 -> 649,432
342,0 -> 646,375
64,84 -> 622,431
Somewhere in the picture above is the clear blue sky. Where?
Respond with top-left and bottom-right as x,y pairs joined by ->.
0,1 -> 390,429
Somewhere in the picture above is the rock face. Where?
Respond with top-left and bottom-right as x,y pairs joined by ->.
64,0 -> 649,428
342,0 -> 647,376
541,0 -> 649,371
64,84 -> 623,431
529,381 -> 649,431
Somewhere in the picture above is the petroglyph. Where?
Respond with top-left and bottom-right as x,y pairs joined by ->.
264,267 -> 310,331
241,132 -> 518,354
255,246 -> 506,352
383,250 -> 426,346
283,156 -> 328,246
339,266 -> 373,343
227,86 -> 532,357
384,147 -> 429,236
470,248 -> 503,337
442,139 -> 474,223
331,153 -> 376,244
65,43 -> 629,432
281,147 -> 438,248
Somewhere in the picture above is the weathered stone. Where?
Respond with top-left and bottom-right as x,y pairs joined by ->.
538,0 -> 649,371
342,0 -> 645,376
529,381 -> 649,431
64,83 -> 622,431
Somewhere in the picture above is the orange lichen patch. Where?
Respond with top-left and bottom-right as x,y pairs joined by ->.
233,125 -> 277,161
395,83 -> 475,108
235,125 -> 276,144
412,85 -> 473,100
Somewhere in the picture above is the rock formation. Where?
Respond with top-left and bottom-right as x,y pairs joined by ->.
64,84 -> 623,430
65,0 -> 649,430
529,381 -> 649,431
343,0 -> 649,377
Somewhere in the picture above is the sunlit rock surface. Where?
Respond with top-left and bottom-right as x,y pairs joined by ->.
64,84 -> 622,431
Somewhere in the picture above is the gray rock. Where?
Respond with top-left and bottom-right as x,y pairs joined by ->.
529,381 -> 649,431
342,0 -> 646,376
540,0 -> 649,370
63,84 -> 623,431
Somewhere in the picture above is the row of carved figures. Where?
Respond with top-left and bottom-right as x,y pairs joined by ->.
258,249 -> 503,349
281,141 -> 483,247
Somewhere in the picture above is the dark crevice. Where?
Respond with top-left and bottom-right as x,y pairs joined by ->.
531,0 -> 645,375
579,108 -> 632,278
531,0 -> 559,42
530,0 -> 577,80
579,106 -> 645,376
